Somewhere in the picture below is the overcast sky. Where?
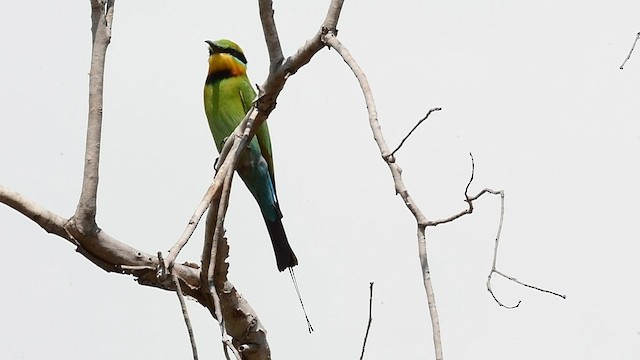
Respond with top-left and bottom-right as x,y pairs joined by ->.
2,1 -> 640,359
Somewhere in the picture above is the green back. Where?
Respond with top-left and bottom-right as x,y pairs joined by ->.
204,74 -> 277,186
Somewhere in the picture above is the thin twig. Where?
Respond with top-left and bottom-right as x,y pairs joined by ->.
620,31 -> 640,69
164,182 -> 221,271
493,270 -> 567,299
390,108 -> 442,157
424,153 -> 506,227
427,153 -> 477,226
484,189 -> 566,307
359,282 -> 374,360
172,275 -> 199,360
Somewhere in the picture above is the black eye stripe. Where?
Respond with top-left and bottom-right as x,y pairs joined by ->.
221,48 -> 247,64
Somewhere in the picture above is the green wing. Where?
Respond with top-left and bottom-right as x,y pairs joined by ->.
238,78 -> 277,189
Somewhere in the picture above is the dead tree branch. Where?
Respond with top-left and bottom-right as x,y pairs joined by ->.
322,32 -> 444,360
172,274 -> 199,360
323,25 -> 567,359
75,0 -> 114,234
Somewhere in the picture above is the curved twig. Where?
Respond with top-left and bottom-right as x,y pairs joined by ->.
620,31 -> 640,70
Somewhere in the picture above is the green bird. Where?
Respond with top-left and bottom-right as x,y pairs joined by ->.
203,39 -> 298,271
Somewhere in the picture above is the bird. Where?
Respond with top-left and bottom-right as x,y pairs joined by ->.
203,39 -> 298,272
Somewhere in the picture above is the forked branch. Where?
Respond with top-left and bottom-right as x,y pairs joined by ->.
324,22 -> 567,359
322,32 -> 443,360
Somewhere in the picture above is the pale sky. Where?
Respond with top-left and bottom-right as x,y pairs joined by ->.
2,1 -> 640,359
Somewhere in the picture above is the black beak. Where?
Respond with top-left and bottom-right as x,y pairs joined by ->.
205,40 -> 221,55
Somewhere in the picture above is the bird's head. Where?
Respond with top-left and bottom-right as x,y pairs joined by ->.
205,39 -> 248,78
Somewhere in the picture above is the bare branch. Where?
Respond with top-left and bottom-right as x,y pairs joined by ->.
322,32 -> 443,360
255,0 -> 345,124
620,31 -> 640,69
0,185 -> 71,240
421,154 -> 501,229
485,191 -> 566,307
359,282 -> 374,360
202,197 -> 242,360
164,170 -> 224,271
1,184 -> 209,305
258,0 -> 284,67
390,107 -> 442,157
165,104 -> 259,271
75,0 -> 115,234
172,275 -> 199,360
206,230 -> 268,360
208,170 -> 233,287
323,0 -> 345,30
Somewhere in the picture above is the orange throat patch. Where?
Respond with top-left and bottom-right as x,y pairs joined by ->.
208,53 -> 246,78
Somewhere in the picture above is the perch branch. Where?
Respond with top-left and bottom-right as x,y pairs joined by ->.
322,32 -> 443,360
165,105 -> 258,271
620,31 -> 640,70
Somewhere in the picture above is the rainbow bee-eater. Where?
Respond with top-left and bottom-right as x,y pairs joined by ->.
203,39 -> 298,272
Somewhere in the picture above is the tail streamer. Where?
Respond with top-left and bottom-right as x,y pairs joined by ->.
289,267 -> 313,333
